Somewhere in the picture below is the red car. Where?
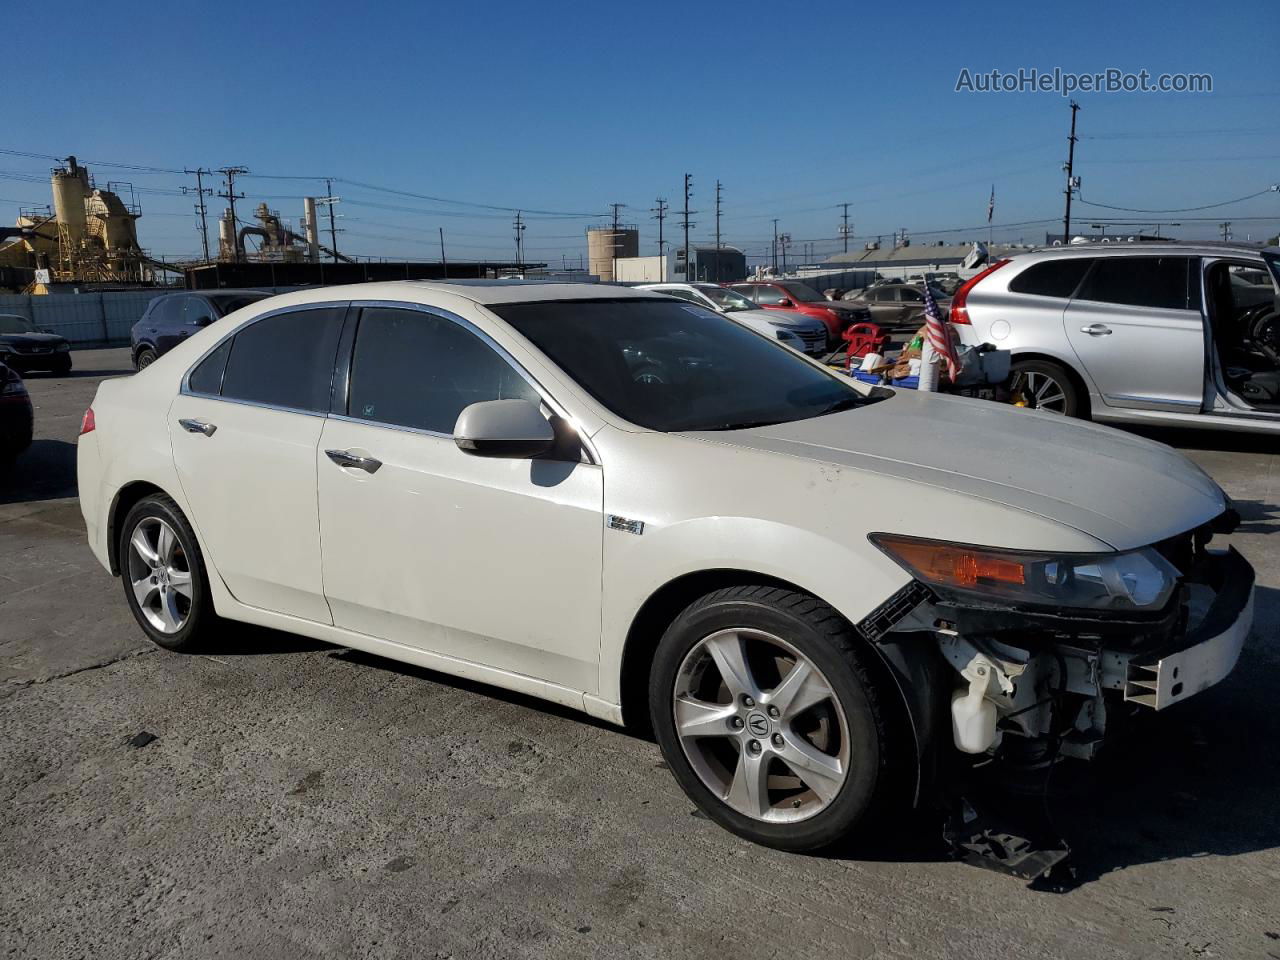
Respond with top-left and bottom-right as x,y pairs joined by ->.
729,281 -> 870,347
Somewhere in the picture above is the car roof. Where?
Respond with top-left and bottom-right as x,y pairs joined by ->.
153,288 -> 269,299
223,280 -> 669,311
1012,241 -> 1278,261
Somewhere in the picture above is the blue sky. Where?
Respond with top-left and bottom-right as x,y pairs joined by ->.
4,0 -> 1279,265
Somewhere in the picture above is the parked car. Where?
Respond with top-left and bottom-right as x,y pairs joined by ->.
638,282 -> 828,356
0,361 -> 33,463
79,282 -> 1252,852
0,314 -> 72,375
841,282 -> 952,330
729,281 -> 871,347
951,243 -> 1280,433
131,290 -> 270,369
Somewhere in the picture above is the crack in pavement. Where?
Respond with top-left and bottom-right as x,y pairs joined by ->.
2,646 -> 153,696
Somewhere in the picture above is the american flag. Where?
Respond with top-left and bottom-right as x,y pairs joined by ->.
987,184 -> 995,223
923,281 -> 960,380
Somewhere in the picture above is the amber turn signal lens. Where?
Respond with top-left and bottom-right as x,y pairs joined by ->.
874,537 -> 1026,589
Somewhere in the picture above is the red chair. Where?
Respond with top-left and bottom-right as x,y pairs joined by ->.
842,322 -> 890,366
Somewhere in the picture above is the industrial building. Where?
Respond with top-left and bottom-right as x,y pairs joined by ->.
586,223 -> 639,282
0,157 -> 173,292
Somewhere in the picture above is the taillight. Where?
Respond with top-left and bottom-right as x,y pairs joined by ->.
948,258 -> 1011,325
80,407 -> 95,435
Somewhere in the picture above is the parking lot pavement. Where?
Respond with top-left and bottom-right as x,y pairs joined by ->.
2,348 -> 1277,959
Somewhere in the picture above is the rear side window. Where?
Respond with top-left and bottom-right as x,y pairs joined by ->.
219,307 -> 344,412
1075,257 -> 1195,310
187,338 -> 231,395
347,307 -> 539,434
1008,259 -> 1094,298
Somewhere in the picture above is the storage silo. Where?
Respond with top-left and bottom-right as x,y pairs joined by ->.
587,224 -> 639,282
50,157 -> 90,243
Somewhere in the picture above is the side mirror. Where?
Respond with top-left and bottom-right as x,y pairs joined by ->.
454,399 -> 554,459
776,298 -> 794,307
193,316 -> 214,327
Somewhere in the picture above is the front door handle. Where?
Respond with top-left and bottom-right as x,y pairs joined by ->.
178,418 -> 216,436
1081,323 -> 1113,336
325,449 -> 382,474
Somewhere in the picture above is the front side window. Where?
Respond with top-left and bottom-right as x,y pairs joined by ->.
1076,256 -> 1195,310
218,307 -> 344,411
347,307 -> 539,434
495,298 -> 874,433
754,285 -> 786,305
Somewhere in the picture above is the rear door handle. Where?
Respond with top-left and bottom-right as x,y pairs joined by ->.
1081,323 -> 1113,336
325,449 -> 382,474
178,418 -> 216,436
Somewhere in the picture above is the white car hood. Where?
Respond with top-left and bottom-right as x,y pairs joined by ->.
683,390 -> 1226,551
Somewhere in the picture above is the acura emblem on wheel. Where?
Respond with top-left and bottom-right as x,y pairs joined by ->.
746,712 -> 770,737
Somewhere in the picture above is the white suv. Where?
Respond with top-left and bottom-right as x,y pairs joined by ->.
952,243 -> 1280,434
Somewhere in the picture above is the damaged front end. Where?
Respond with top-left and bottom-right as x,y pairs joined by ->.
861,511 -> 1254,882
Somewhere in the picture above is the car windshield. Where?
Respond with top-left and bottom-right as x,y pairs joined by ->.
0,316 -> 36,334
495,298 -> 873,432
698,286 -> 759,311
211,293 -> 268,314
777,282 -> 827,303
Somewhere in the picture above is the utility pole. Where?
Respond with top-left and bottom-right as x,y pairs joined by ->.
839,202 -> 851,253
315,178 -> 342,263
608,202 -> 626,281
215,166 -> 247,262
772,218 -> 779,272
1062,100 -> 1080,243
513,211 -> 526,266
1219,221 -> 1233,242
779,232 -> 791,274
714,180 -> 722,282
439,227 -> 447,272
183,168 -> 213,262
650,197 -> 668,260
679,174 -> 696,281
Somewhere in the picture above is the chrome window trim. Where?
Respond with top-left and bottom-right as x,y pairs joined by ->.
180,298 -> 599,464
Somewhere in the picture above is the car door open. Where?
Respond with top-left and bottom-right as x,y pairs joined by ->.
315,304 -> 604,697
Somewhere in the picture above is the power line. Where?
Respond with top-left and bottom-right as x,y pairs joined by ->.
1076,186 -> 1278,214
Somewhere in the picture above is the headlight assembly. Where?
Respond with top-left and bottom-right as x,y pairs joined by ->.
870,534 -> 1179,613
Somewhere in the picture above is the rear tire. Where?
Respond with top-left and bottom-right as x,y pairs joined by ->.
1010,359 -> 1082,417
649,585 -> 894,851
135,347 -> 157,371
118,494 -> 218,652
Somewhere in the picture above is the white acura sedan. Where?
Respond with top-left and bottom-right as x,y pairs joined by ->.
78,281 -> 1253,851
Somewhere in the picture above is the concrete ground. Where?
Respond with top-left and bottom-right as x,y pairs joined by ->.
2,348 -> 1277,960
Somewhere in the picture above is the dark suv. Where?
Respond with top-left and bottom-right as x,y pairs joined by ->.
131,290 -> 270,369
0,360 -> 33,463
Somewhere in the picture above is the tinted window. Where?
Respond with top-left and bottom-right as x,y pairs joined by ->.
496,298 -> 874,433
220,307 -> 344,411
152,296 -> 183,325
187,338 -> 231,395
1008,259 -> 1093,298
777,282 -> 825,303
1076,257 -> 1195,310
348,307 -> 539,433
900,288 -> 922,302
755,285 -> 786,305
211,293 -> 269,316
181,297 -> 214,325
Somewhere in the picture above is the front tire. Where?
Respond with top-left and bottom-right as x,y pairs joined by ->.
119,494 -> 217,651
649,585 -> 893,851
135,347 -> 157,371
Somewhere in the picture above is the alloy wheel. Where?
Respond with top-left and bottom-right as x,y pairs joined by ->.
126,517 -> 193,634
1012,370 -> 1068,414
673,628 -> 849,823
